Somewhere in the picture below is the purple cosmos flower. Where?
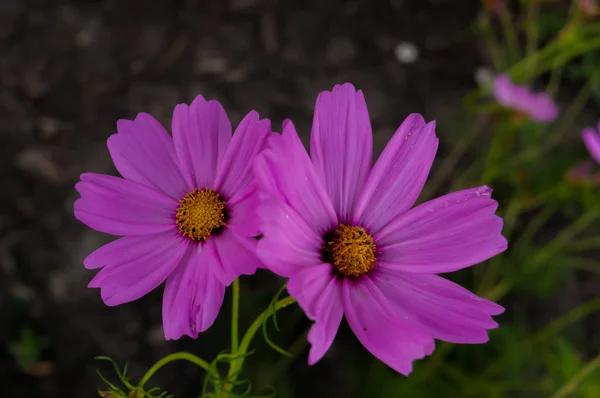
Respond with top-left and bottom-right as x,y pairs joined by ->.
254,83 -> 507,375
75,95 -> 270,339
493,74 -> 559,123
582,122 -> 600,164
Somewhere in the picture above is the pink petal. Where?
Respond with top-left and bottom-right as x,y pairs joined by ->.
108,113 -> 188,200
353,115 -> 438,234
171,95 -> 231,190
254,120 -> 338,236
256,197 -> 325,277
492,75 -> 516,106
212,228 -> 262,286
342,276 -> 435,376
373,269 -> 504,343
226,184 -> 261,238
214,111 -> 271,198
74,173 -> 178,236
310,83 -> 373,223
376,186 -> 507,273
528,93 -> 559,122
286,264 -> 343,365
162,245 -> 225,339
582,127 -> 600,164
88,231 -> 188,306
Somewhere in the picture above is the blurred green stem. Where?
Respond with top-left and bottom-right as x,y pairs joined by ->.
480,11 -> 505,71
501,8 -> 521,64
138,352 -> 212,388
225,296 -> 297,392
231,279 -> 240,354
550,354 -> 600,398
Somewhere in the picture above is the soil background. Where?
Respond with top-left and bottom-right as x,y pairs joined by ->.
0,0 -> 482,397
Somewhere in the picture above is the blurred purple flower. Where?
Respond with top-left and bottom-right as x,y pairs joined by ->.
493,75 -> 559,123
482,0 -> 505,15
74,95 -> 271,339
582,122 -> 600,164
566,161 -> 594,184
254,83 -> 507,375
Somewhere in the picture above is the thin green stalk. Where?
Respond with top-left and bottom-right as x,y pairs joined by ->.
138,352 -> 212,388
480,11 -> 505,71
566,235 -> 600,252
226,297 -> 297,387
524,0 -> 540,61
483,297 -> 600,378
231,279 -> 240,355
501,8 -> 522,64
529,209 -> 600,270
550,354 -> 600,398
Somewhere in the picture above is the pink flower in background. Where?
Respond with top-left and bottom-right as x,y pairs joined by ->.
582,122 -> 600,164
254,83 -> 507,375
75,95 -> 270,339
493,74 -> 559,123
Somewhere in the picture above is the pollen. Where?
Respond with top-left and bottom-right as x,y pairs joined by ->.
323,224 -> 376,278
175,188 -> 227,242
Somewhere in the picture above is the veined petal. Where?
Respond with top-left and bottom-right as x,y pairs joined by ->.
342,276 -> 435,376
108,113 -> 188,199
373,270 -> 504,344
287,264 -> 343,365
212,228 -> 262,286
254,120 -> 338,236
172,95 -> 231,190
256,197 -> 325,278
310,83 -> 373,223
88,231 -> 188,306
162,245 -> 225,339
74,173 -> 178,236
214,111 -> 271,198
353,115 -> 437,233
226,184 -> 261,238
376,186 -> 507,273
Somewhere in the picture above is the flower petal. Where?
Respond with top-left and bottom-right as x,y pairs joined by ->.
287,264 -> 343,365
342,276 -> 435,376
310,83 -> 373,223
172,95 -> 232,190
212,228 -> 262,286
214,111 -> 271,198
88,231 -> 188,306
74,173 -> 178,236
226,184 -> 261,238
256,197 -> 325,278
108,113 -> 188,199
373,270 -> 504,343
353,115 -> 438,233
376,186 -> 507,273
582,127 -> 600,164
254,120 -> 338,235
162,245 -> 225,339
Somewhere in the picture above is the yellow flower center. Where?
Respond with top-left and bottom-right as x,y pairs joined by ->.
323,224 -> 376,277
175,188 -> 227,241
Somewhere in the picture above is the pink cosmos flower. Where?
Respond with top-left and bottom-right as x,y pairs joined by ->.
493,74 -> 559,123
254,83 -> 507,375
75,95 -> 270,339
582,122 -> 600,164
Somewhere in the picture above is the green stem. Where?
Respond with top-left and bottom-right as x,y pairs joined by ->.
231,279 -> 240,355
226,296 -> 297,387
138,352 -> 212,388
550,354 -> 600,398
500,7 -> 521,64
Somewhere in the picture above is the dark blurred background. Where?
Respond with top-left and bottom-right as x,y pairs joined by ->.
5,1 -> 598,397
